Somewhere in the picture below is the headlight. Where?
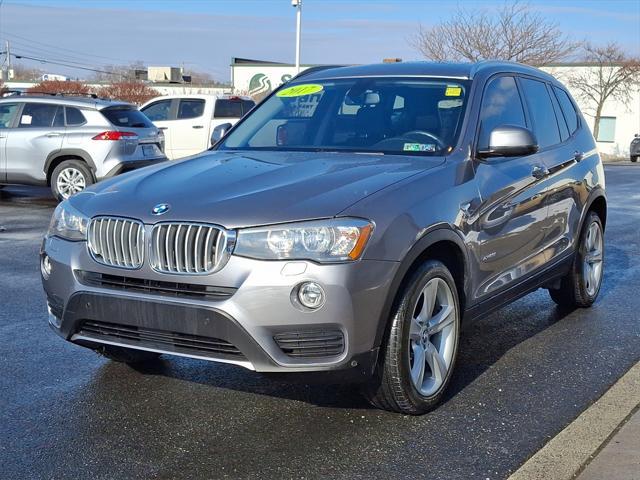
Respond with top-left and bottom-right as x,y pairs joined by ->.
47,201 -> 89,241
234,218 -> 374,262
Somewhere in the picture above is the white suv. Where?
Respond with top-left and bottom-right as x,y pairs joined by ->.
140,94 -> 255,160
0,93 -> 167,200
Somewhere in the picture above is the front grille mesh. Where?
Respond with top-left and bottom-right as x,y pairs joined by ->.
150,223 -> 226,275
274,330 -> 345,358
88,217 -> 144,269
78,320 -> 244,358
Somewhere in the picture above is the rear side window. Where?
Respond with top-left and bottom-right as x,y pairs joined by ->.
177,99 -> 205,119
519,78 -> 561,148
553,87 -> 579,134
141,100 -> 172,121
102,107 -> 153,128
0,103 -> 19,128
478,76 -> 527,150
19,103 -> 58,128
65,107 -> 86,126
214,99 -> 254,119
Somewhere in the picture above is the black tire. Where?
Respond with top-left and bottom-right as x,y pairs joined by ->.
98,345 -> 162,365
50,159 -> 94,201
548,211 -> 604,308
365,260 -> 461,415
631,156 -> 638,163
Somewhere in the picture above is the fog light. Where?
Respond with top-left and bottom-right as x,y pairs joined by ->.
297,282 -> 325,309
41,254 -> 52,278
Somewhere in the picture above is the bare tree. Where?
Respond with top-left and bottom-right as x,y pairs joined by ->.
11,63 -> 45,81
411,1 -> 575,66
564,43 -> 640,140
97,81 -> 160,105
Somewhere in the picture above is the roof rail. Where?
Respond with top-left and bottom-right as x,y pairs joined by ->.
1,90 -> 98,99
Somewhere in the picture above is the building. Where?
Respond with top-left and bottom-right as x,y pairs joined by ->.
230,58 -> 640,157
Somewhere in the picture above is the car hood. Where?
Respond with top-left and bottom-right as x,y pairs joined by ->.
72,150 -> 444,228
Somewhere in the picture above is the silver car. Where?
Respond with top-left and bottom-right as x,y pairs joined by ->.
41,62 -> 606,414
0,94 -> 167,200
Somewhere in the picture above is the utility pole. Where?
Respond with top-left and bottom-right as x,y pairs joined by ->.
292,0 -> 302,73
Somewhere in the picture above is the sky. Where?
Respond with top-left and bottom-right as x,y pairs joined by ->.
0,0 -> 639,83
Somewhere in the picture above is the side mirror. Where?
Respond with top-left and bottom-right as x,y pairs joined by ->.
211,122 -> 233,145
477,125 -> 539,158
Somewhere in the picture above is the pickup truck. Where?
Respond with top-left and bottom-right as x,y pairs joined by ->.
140,94 -> 255,160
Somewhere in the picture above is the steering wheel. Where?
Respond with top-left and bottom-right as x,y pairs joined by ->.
373,130 -> 447,151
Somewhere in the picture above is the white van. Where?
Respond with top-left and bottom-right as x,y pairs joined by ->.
140,94 -> 255,160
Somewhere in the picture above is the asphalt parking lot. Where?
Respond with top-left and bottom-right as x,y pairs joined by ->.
1,164 -> 639,480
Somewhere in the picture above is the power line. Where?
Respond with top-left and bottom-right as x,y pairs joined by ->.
5,52 -> 124,76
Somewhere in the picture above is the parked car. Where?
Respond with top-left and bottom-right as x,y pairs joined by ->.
0,94 -> 167,200
631,134 -> 639,162
140,94 -> 255,160
41,61 -> 606,414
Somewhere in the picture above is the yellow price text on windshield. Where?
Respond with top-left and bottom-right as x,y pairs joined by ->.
277,84 -> 324,97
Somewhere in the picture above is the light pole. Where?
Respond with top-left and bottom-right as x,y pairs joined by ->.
292,0 -> 302,73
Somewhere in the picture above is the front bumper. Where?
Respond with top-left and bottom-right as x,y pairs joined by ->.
41,235 -> 398,381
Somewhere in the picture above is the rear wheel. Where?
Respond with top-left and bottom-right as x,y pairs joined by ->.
548,211 -> 604,308
51,160 -> 93,201
98,345 -> 161,365
365,260 -> 461,414
631,156 -> 638,163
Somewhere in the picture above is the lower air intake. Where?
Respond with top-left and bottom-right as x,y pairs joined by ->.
77,320 -> 244,358
274,329 -> 345,358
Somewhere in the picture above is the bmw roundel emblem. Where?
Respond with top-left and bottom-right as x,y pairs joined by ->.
152,203 -> 170,215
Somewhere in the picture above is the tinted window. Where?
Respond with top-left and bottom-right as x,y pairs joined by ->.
214,99 -> 243,118
519,78 -> 560,148
0,103 -> 19,128
101,107 -> 153,128
141,100 -> 172,121
19,103 -> 58,128
478,76 -> 527,150
65,107 -> 86,126
177,99 -> 205,119
53,107 -> 65,127
549,89 -> 569,141
241,99 -> 255,115
554,87 -> 579,133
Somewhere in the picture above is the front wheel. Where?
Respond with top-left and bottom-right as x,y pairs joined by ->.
631,156 -> 638,163
548,211 -> 604,308
365,260 -> 461,414
51,160 -> 94,201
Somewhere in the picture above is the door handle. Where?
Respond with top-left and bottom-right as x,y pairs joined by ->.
192,125 -> 204,129
46,132 -> 62,137
159,127 -> 168,130
0,134 -> 6,139
574,151 -> 584,162
531,165 -> 549,179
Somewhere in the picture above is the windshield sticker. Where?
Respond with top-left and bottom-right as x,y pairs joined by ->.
403,143 -> 436,152
277,84 -> 324,98
445,86 -> 462,97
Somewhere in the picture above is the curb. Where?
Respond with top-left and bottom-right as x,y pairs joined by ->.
508,360 -> 640,480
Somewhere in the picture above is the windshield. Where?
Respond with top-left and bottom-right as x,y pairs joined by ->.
219,77 -> 470,155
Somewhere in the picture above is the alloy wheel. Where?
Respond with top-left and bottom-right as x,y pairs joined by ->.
583,221 -> 604,296
57,167 -> 87,199
408,277 -> 458,397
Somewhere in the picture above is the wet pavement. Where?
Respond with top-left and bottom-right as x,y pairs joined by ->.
1,165 -> 639,479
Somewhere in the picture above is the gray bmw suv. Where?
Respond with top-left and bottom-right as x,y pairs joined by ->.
0,93 -> 166,200
41,62 -> 606,414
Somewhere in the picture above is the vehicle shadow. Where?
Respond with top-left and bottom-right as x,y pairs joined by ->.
86,218 -> 631,412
